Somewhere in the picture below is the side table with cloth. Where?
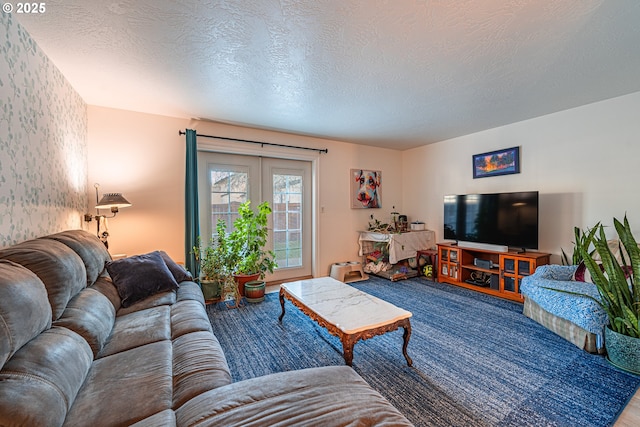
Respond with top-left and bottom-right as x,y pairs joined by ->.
358,230 -> 436,264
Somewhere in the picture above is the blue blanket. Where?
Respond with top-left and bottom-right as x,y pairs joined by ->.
520,264 -> 608,336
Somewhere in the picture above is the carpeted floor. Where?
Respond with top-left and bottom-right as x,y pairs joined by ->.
206,276 -> 640,426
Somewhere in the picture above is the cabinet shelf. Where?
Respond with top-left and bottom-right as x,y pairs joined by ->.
461,264 -> 499,274
437,243 -> 550,302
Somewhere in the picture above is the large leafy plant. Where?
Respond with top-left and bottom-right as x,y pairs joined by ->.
578,216 -> 640,338
228,201 -> 278,278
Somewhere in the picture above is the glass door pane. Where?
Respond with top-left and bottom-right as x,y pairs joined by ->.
197,153 -> 260,245
209,168 -> 248,234
518,259 -> 532,275
263,158 -> 312,281
504,276 -> 516,292
273,173 -> 302,268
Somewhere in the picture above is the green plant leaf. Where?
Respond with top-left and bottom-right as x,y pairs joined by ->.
571,217 -> 640,337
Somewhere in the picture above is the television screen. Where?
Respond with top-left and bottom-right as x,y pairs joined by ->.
443,191 -> 539,249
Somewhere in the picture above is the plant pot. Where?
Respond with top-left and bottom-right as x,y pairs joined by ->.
605,326 -> 640,375
201,279 -> 222,301
234,272 -> 261,296
244,280 -> 266,303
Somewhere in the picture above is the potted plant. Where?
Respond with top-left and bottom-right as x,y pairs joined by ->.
577,215 -> 640,374
228,200 -> 278,301
193,219 -> 240,305
561,226 -> 595,266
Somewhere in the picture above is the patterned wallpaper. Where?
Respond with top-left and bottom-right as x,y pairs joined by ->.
0,13 -> 88,247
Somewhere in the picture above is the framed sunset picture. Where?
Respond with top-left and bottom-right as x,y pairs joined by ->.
472,146 -> 520,179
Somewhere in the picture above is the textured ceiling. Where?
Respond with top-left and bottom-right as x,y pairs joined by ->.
14,0 -> 640,150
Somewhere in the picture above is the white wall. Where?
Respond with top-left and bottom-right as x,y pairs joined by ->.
87,107 -> 404,275
316,139 -> 403,273
403,91 -> 640,263
87,107 -> 189,261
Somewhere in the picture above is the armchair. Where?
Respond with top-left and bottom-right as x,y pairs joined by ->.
520,264 -> 608,353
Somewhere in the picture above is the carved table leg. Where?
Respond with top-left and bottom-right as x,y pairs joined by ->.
278,288 -> 286,322
402,319 -> 413,367
341,335 -> 355,366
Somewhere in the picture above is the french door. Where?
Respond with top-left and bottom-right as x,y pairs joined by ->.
197,152 -> 312,282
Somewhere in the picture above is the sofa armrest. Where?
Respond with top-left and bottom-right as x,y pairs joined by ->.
530,264 -> 577,281
522,264 -> 599,300
175,366 -> 412,426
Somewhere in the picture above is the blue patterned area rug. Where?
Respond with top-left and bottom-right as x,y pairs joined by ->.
206,276 -> 639,426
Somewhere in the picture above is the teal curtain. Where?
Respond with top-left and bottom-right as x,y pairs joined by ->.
185,129 -> 200,278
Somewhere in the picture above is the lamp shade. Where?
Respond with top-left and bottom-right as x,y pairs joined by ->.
95,193 -> 132,209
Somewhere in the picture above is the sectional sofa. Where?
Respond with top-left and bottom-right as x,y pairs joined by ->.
0,229 -> 412,426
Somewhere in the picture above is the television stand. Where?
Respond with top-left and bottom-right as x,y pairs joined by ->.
437,243 -> 550,302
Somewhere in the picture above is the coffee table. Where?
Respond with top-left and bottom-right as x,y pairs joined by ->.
278,277 -> 413,367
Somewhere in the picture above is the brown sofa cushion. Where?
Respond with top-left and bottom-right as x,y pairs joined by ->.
90,275 -> 122,312
176,281 -> 206,305
170,300 -> 213,339
0,327 -> 93,427
117,290 -> 176,316
0,261 -> 52,366
129,409 -> 176,427
64,341 -> 173,427
0,239 -> 86,321
172,331 -> 233,409
98,306 -> 171,358
43,230 -> 112,286
53,287 -> 116,357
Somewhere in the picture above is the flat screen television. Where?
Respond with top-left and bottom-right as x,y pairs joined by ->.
443,191 -> 539,250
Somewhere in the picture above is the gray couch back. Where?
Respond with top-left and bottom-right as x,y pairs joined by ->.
0,230 -> 113,426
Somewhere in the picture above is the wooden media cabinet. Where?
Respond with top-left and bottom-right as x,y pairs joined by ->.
436,243 -> 550,302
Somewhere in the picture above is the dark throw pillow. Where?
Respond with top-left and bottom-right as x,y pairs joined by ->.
107,251 -> 179,308
572,261 -> 593,282
571,260 -> 630,283
157,250 -> 193,283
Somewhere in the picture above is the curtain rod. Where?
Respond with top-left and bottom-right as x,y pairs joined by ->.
178,130 -> 328,154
